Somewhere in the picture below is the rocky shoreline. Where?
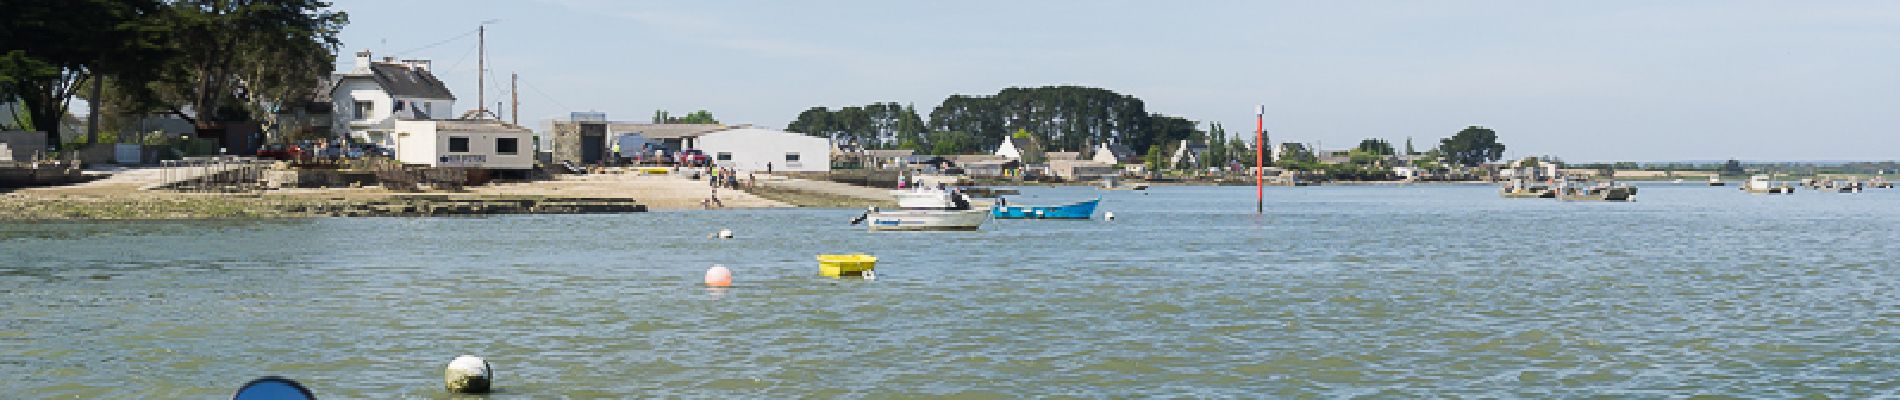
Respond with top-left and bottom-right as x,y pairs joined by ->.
0,194 -> 646,221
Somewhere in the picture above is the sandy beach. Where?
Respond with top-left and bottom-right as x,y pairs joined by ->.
0,167 -> 903,220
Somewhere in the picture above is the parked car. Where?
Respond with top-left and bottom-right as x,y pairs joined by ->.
680,149 -> 711,167
358,143 -> 394,158
255,144 -> 303,160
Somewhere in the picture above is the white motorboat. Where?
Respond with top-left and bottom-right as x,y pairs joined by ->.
853,187 -> 990,231
1741,175 -> 1794,194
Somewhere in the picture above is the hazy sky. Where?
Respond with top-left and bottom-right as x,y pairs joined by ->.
330,0 -> 1900,161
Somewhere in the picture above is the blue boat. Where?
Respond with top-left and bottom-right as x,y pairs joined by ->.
990,197 -> 1101,220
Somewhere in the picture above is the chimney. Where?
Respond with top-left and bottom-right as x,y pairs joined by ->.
354,49 -> 371,70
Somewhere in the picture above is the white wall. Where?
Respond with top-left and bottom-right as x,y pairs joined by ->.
696,128 -> 830,172
394,120 -> 534,170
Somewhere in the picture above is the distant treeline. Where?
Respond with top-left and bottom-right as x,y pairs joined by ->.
787,86 -> 1201,156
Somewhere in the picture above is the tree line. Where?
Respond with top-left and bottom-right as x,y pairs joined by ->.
785,86 -> 1516,173
1,0 -> 348,150
786,86 -> 1204,157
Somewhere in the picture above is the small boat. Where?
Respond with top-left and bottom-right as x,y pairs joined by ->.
1557,178 -> 1637,201
1499,178 -> 1555,199
852,187 -> 990,231
992,197 -> 1101,219
1708,175 -> 1727,186
1741,175 -> 1794,194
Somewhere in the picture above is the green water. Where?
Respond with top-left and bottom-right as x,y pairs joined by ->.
2,185 -> 1896,398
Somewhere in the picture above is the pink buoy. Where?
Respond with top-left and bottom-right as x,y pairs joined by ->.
704,265 -> 732,287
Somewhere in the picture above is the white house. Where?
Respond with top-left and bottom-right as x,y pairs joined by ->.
994,137 -> 1029,159
1091,143 -> 1138,165
1170,140 -> 1208,167
695,128 -> 831,172
393,119 -> 534,171
332,50 -> 455,146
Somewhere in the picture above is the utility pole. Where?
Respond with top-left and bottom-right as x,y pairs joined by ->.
477,25 -> 485,118
511,72 -> 519,126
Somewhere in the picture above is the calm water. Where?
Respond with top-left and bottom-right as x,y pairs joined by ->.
2,185 -> 1897,398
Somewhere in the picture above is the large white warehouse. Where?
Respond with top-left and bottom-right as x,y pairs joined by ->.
695,128 -> 831,172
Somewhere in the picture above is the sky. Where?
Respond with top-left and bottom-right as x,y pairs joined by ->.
327,0 -> 1900,162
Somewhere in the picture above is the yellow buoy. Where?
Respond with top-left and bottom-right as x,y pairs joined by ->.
816,254 -> 877,277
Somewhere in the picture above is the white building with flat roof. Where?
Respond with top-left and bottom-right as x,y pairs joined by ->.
394,119 -> 534,170
695,128 -> 831,172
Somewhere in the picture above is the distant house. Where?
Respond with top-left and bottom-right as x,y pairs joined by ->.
1170,140 -> 1208,167
331,50 -> 455,146
861,149 -> 915,170
1045,151 -> 1081,161
1091,143 -> 1139,165
1049,159 -> 1118,181
995,137 -> 1029,159
393,119 -> 535,173
696,128 -> 832,172
963,159 -> 1022,178
1315,149 -> 1352,165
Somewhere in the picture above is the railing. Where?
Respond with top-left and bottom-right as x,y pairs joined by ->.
156,156 -> 274,192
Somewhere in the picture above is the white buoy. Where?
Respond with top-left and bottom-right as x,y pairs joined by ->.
863,269 -> 877,280
717,228 -> 733,239
444,355 -> 492,394
1104,211 -> 1115,221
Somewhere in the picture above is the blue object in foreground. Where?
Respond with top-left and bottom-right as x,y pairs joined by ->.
232,377 -> 316,400
991,197 -> 1101,219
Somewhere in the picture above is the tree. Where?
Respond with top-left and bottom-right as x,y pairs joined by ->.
1206,123 -> 1227,168
923,130 -> 978,155
146,0 -> 348,130
928,86 -> 1155,152
0,0 -> 166,150
652,109 -> 719,124
1356,138 -> 1394,156
787,102 -> 923,148
1231,137 -> 1255,168
1437,126 -> 1506,167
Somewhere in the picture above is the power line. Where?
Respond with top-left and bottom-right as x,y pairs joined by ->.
387,28 -> 480,58
519,77 -> 570,112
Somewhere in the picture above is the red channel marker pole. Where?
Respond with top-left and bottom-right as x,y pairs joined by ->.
1255,105 -> 1265,214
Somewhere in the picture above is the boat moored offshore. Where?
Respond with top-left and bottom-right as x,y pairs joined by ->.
1740,174 -> 1793,194
853,187 -> 990,231
992,197 -> 1101,219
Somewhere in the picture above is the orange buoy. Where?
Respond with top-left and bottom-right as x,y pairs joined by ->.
704,265 -> 733,287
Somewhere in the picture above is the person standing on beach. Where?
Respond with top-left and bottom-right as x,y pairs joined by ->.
767,162 -> 772,174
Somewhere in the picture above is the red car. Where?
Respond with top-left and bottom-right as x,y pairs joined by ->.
255,144 -> 303,160
679,149 -> 711,167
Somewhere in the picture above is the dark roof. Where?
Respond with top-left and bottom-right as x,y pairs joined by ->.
337,62 -> 455,100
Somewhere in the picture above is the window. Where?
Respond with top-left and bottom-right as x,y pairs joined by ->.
496,138 -> 518,155
354,101 -> 373,119
716,152 -> 732,161
394,100 -> 405,111
423,103 -> 433,117
448,137 -> 470,153
785,152 -> 801,162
